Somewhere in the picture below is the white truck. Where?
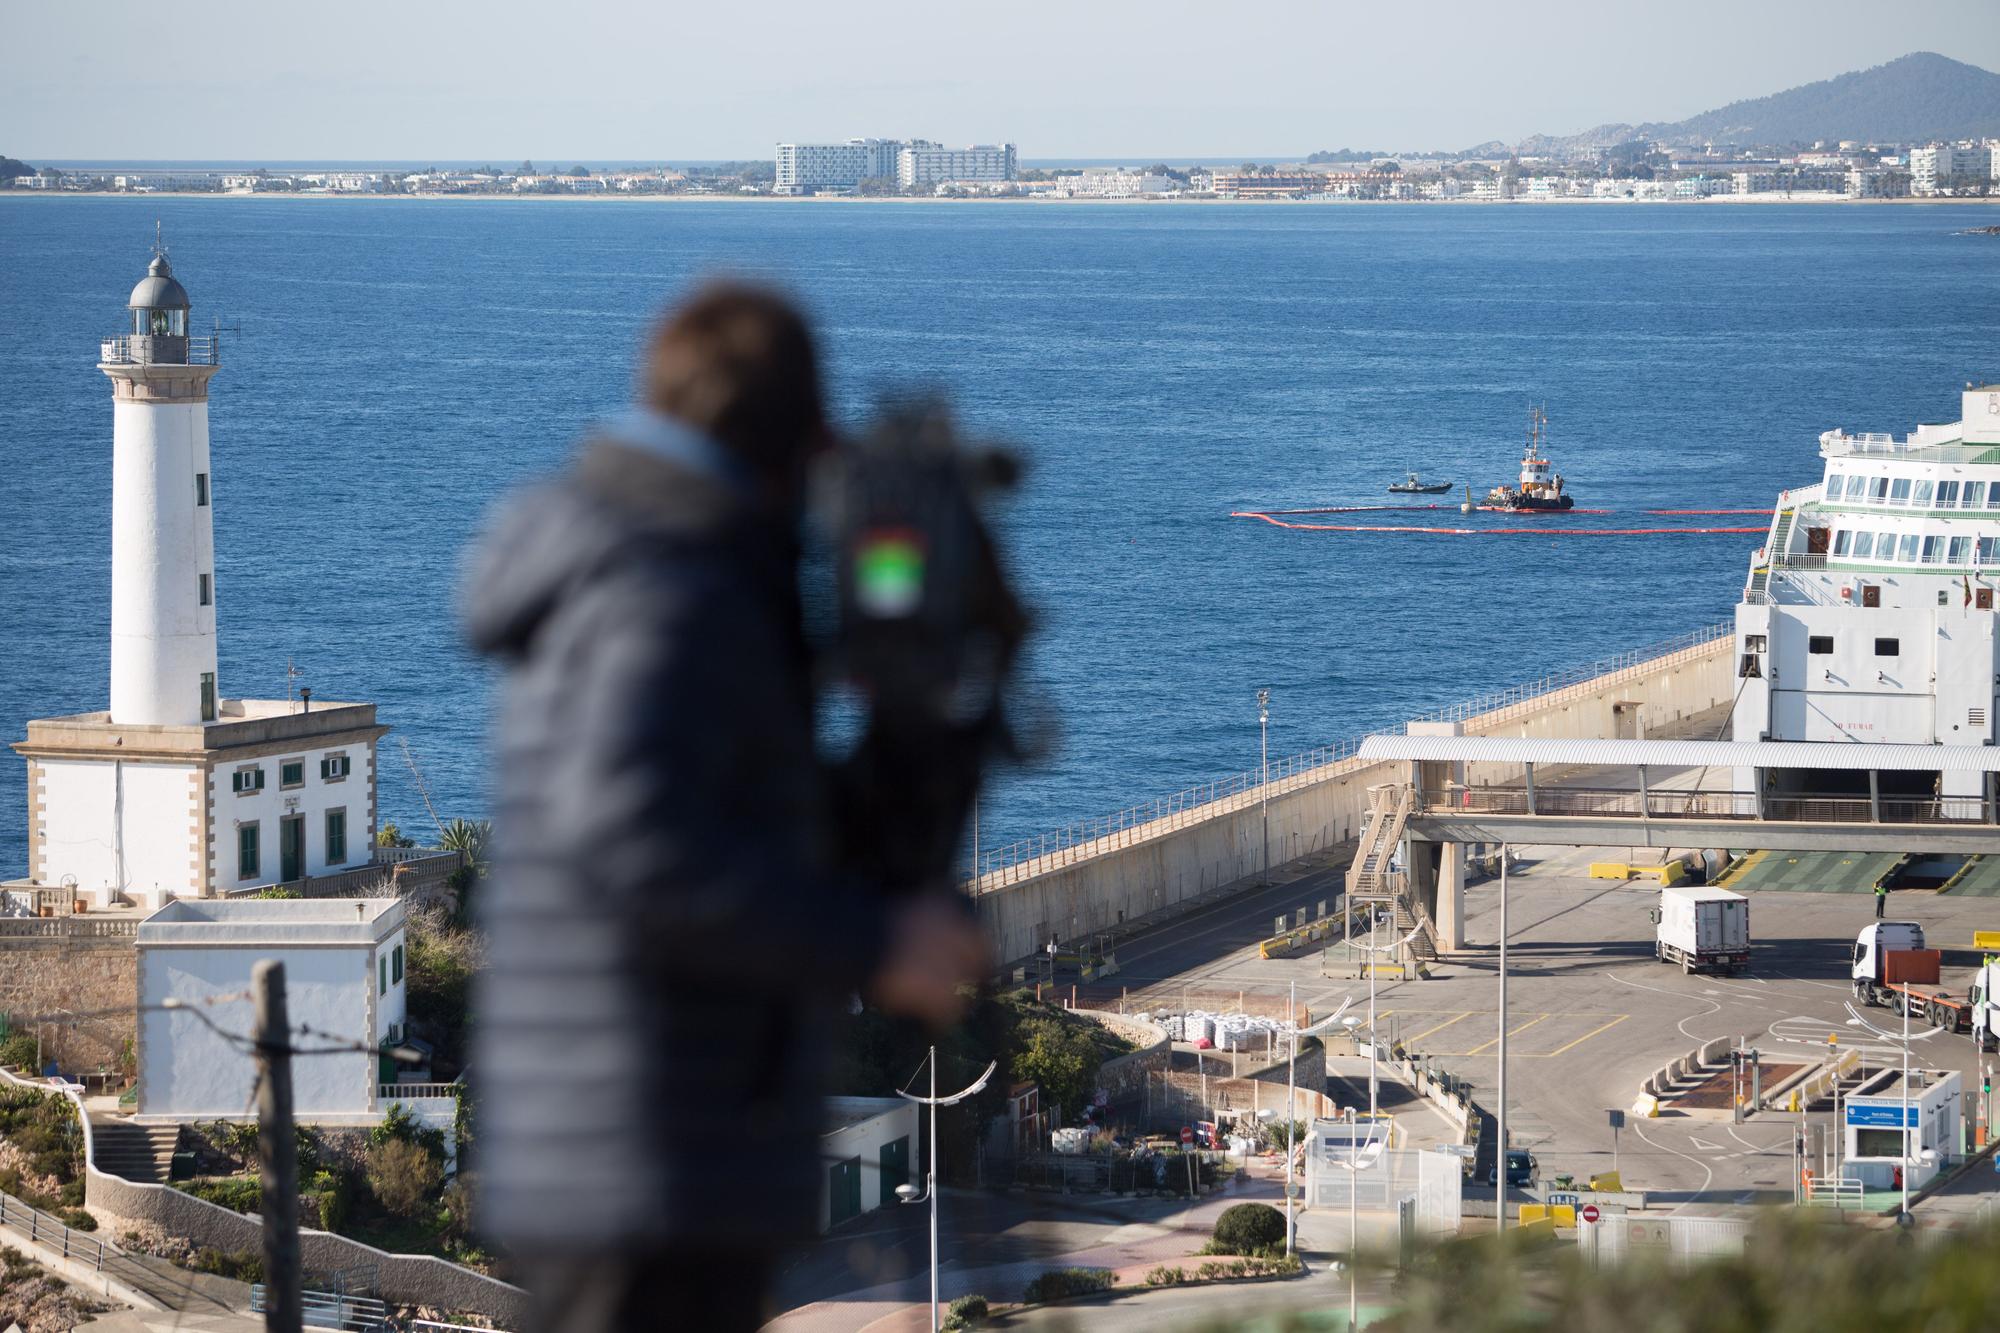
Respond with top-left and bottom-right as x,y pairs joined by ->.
1650,884 -> 1751,975
1852,921 -> 2000,1049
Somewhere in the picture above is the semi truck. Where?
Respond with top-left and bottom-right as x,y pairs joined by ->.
1850,921 -> 2000,1043
1651,884 -> 1751,975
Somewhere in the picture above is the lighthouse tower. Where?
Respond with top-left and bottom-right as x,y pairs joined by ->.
105,247 -> 221,725
9,244 -> 389,911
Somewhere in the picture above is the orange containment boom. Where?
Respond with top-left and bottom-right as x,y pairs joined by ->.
1884,949 -> 1943,986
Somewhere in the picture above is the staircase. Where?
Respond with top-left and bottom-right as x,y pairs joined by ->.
1344,784 -> 1438,967
90,1118 -> 182,1185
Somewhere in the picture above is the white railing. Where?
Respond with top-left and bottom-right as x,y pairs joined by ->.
98,335 -> 220,366
1803,1175 -> 1864,1209
966,621 -> 1734,888
379,1082 -> 458,1101
1820,430 -> 1903,457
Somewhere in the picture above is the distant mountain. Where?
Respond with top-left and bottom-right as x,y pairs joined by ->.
1492,52 -> 2000,156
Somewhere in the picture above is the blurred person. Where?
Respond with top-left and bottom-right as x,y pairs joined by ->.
463,284 -> 991,1332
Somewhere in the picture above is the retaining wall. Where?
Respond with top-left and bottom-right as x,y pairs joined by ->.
976,635 -> 1736,966
6,1068 -> 529,1327
1090,1013 -> 1170,1101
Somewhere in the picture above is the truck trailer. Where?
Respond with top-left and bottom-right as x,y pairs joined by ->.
1851,921 -> 1981,1033
1651,884 -> 1751,975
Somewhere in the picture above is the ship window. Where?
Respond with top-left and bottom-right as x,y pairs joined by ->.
1871,478 -> 1891,502
1912,481 -> 1934,507
1851,532 -> 1875,559
1833,531 -> 1852,556
1889,478 -> 1912,504
1949,536 -> 1971,564
1937,481 -> 1959,507
1809,635 -> 1834,654
1875,637 -> 1900,657
1980,537 -> 1998,565
1825,475 -> 1848,500
1988,486 -> 2000,510
1922,536 -> 1944,564
1964,482 -> 1986,508
1898,534 -> 1920,562
1744,634 -> 1767,653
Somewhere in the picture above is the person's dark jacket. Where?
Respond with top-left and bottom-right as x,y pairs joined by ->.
463,429 -> 886,1251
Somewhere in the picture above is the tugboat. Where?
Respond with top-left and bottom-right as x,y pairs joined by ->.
1387,470 -> 1454,495
1484,406 -> 1574,510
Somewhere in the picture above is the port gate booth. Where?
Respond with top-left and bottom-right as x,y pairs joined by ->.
1841,1070 -> 1961,1192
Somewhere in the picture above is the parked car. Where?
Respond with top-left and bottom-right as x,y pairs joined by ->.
1485,1149 -> 1537,1188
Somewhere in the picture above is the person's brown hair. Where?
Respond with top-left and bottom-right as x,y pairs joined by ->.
643,283 -> 827,473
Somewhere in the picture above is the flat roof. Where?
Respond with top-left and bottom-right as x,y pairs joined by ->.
139,896 -> 403,947
824,1096 -> 910,1136
1358,734 -> 2000,774
1661,884 -> 1746,902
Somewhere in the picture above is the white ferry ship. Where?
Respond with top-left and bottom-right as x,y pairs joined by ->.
1733,383 -> 2000,810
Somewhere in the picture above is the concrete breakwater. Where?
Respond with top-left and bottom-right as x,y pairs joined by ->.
972,623 -> 1736,966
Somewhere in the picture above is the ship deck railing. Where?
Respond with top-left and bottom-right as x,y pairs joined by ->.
1431,786 -> 1993,826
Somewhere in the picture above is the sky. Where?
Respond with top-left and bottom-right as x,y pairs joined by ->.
10,0 -> 2000,162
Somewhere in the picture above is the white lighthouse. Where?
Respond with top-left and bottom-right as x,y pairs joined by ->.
8,244 -> 391,911
106,249 -> 221,725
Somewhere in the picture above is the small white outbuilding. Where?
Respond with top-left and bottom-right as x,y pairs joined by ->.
135,897 -> 426,1127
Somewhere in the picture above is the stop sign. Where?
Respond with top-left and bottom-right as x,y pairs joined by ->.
1181,1125 -> 1194,1145
1581,1204 -> 1601,1224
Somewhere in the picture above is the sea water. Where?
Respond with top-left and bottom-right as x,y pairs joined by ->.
2,198 -> 1996,870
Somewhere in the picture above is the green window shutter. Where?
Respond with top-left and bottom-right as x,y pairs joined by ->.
326,810 -> 347,865
238,823 -> 259,878
380,956 -> 388,995
392,944 -> 404,984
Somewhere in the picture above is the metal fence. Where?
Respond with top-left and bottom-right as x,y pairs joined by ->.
966,622 -> 1735,889
1579,1214 -> 1752,1267
0,1188 -> 106,1269
1440,786 -> 1994,827
251,1285 -> 391,1331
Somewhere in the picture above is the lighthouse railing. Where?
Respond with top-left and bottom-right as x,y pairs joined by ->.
98,335 -> 219,366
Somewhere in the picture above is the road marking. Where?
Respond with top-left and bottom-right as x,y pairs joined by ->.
1632,1120 -> 1713,1213
1465,1014 -> 1551,1056
1540,1012 -> 1631,1057
1689,1137 -> 1726,1152
1605,971 -> 1725,1039
1404,1012 -> 1477,1044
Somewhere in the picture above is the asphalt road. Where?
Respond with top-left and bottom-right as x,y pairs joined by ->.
1109,839 -> 2000,1214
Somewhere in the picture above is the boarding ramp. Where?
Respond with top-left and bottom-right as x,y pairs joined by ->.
1716,850 -> 1902,894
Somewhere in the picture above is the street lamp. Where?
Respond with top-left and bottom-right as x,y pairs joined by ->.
1844,1002 -> 1944,1220
1496,840 -> 1510,1223
1258,689 -> 1271,886
895,1048 -> 998,1333
1333,1105 -> 1386,1333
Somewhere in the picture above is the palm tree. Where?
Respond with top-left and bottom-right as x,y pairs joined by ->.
439,819 -> 491,876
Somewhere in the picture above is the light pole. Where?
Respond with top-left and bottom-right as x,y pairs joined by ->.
1496,842 -> 1509,1223
1845,1002 -> 1944,1220
1335,1105 -> 1385,1333
1258,689 -> 1271,886
1353,923 -> 1420,1125
895,1048 -> 997,1333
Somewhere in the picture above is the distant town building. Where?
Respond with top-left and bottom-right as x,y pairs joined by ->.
1910,143 -> 1992,195
774,139 -> 903,194
896,141 -> 1017,189
1062,168 -> 1175,198
1846,167 -> 1909,199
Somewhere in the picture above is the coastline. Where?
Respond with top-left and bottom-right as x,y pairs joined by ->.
3,191 -> 1994,207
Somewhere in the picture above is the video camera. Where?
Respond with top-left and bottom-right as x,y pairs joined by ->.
817,402 -> 1031,893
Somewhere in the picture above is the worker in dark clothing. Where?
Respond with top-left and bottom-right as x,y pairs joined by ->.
463,285 -> 990,1333
1876,882 -> 1888,919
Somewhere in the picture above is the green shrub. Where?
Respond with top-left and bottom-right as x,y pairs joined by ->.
1146,1264 -> 1188,1286
0,1033 -> 39,1073
174,1176 -> 261,1214
188,1247 -> 263,1283
946,1293 -> 988,1324
59,1207 -> 96,1231
1022,1267 -> 1116,1304
304,1169 -> 350,1233
365,1137 -> 443,1217
1210,1202 -> 1287,1255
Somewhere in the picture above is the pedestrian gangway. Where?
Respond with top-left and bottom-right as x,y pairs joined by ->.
251,1285 -> 392,1331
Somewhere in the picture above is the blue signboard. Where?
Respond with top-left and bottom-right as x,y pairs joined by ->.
1846,1103 -> 1919,1128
